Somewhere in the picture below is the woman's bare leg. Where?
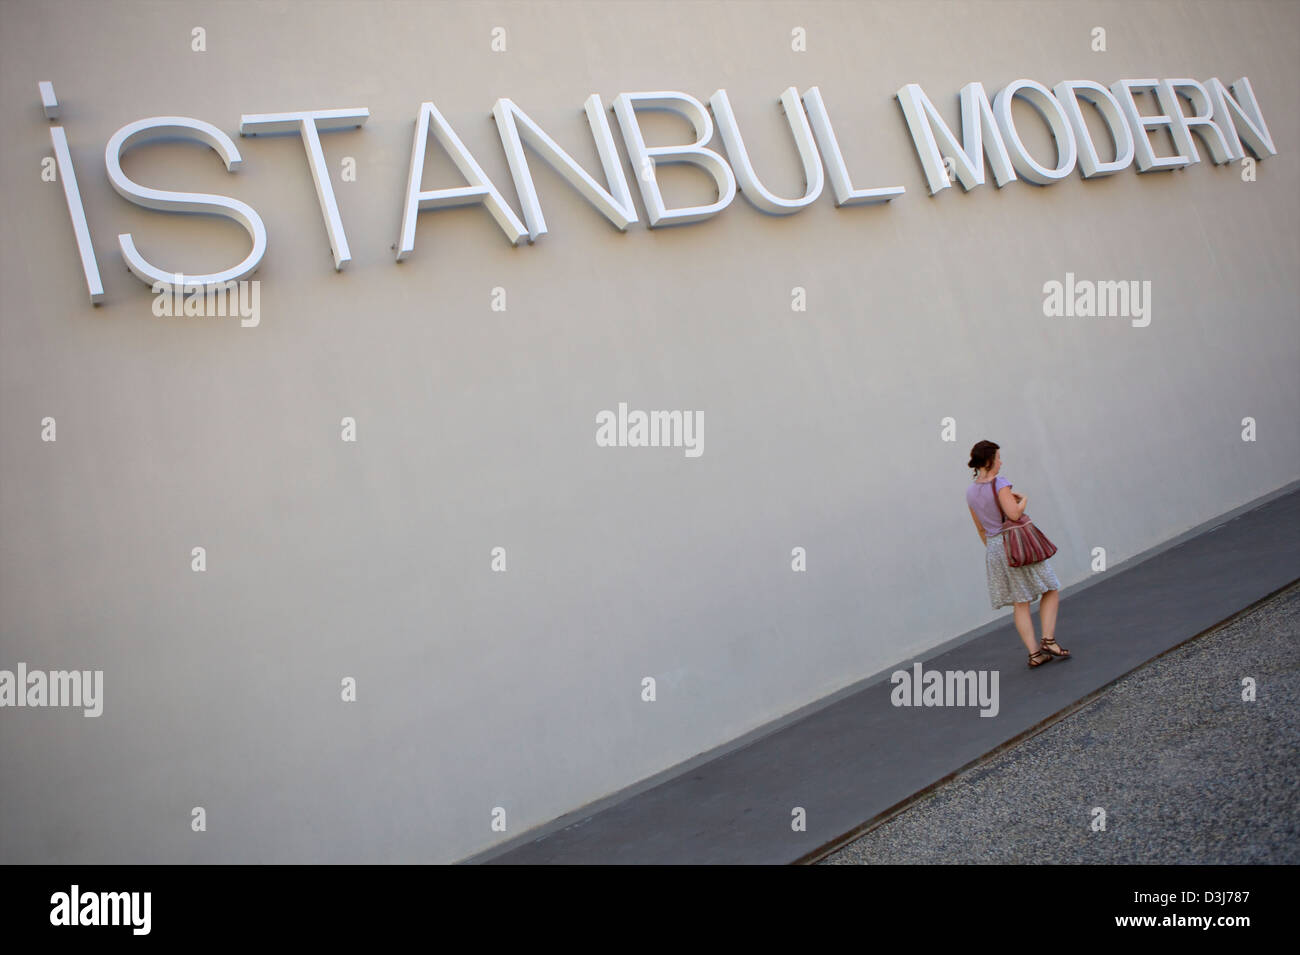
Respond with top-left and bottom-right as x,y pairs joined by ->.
1012,601 -> 1037,652
1039,589 -> 1060,642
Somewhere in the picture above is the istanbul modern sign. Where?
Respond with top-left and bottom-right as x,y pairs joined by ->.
38,75 -> 1277,306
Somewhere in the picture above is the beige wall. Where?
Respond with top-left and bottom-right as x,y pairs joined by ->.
1,0 -> 1296,862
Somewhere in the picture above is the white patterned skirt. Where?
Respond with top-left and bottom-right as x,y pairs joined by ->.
985,532 -> 1061,609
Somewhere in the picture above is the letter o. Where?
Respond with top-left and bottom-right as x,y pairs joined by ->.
993,79 -> 1078,184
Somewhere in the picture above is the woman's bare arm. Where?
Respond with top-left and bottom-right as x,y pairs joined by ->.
997,485 -> 1027,520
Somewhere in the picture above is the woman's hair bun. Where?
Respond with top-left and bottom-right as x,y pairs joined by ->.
967,439 -> 1000,472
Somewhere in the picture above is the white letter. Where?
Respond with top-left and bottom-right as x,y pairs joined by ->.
801,86 -> 904,205
708,87 -> 823,214
1154,80 -> 1233,165
82,670 -> 102,717
979,670 -> 999,718
992,79 -> 1077,184
104,116 -> 267,289
133,892 -> 151,936
490,95 -> 637,240
1206,76 -> 1277,161
396,101 -> 527,261
50,891 -> 70,926
1052,80 -> 1135,177
47,107 -> 105,303
239,108 -> 370,270
612,91 -> 736,226
1109,80 -> 1189,172
895,82 -> 1017,195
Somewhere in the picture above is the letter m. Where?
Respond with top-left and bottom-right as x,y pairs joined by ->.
896,82 -> 1017,195
101,892 -> 129,925
649,410 -> 682,447
1097,280 -> 1129,316
50,670 -> 80,707
945,670 -> 977,707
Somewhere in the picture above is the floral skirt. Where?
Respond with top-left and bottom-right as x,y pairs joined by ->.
985,532 -> 1060,609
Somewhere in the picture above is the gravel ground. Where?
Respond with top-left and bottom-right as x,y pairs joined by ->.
821,581 -> 1300,864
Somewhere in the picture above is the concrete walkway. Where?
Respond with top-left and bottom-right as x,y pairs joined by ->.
823,580 -> 1300,864
472,483 -> 1300,864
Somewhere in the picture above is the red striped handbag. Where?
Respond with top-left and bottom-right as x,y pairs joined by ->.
990,480 -> 1058,567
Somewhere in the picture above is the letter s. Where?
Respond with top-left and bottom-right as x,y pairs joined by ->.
105,116 -> 267,289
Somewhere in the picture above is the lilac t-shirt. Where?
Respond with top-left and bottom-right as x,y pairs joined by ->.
967,475 -> 1012,537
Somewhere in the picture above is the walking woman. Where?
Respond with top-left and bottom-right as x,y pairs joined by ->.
966,440 -> 1071,667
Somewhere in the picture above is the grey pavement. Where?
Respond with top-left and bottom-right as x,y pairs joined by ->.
474,484 -> 1300,864
822,580 -> 1300,864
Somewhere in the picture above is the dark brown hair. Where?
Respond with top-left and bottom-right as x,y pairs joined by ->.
967,440 -> 999,476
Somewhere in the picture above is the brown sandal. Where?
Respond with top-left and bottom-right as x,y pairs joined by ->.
1040,636 -> 1071,659
1028,647 -> 1054,668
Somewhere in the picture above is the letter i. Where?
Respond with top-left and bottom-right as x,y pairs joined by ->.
41,82 -> 104,304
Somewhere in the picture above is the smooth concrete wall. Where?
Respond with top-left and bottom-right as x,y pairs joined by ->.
1,0 -> 1296,863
